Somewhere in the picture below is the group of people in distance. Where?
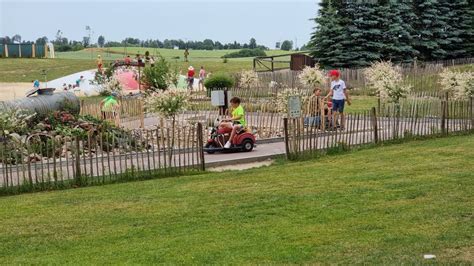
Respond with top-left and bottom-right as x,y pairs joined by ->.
187,65 -> 206,91
305,69 -> 351,130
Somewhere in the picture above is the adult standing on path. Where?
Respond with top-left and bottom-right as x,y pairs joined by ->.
198,66 -> 206,91
187,66 -> 195,91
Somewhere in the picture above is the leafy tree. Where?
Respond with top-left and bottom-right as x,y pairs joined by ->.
202,39 -> 214,50
141,56 -> 175,92
281,40 -> 293,51
12,34 -> 22,43
82,36 -> 90,47
249,38 -> 257,49
35,36 -> 48,45
98,35 -> 105,47
0,36 -> 11,44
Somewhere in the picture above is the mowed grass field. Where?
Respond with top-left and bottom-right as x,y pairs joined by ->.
0,48 -> 291,82
0,58 -> 97,83
57,47 -> 290,60
0,135 -> 472,264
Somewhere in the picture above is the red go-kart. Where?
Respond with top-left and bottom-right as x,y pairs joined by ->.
204,123 -> 256,154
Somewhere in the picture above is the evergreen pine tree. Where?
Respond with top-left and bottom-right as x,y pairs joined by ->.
438,0 -> 473,58
469,0 -> 474,56
308,0 -> 346,67
340,1 -> 386,68
380,0 -> 419,63
412,0 -> 448,60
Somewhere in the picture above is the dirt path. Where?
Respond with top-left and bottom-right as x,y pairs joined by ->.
0,83 -> 32,101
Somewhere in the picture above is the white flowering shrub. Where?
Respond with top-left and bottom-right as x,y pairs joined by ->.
439,69 -> 474,100
298,65 -> 325,88
92,75 -> 124,96
239,70 -> 259,88
275,88 -> 305,114
269,81 -> 279,90
365,61 -> 411,103
145,89 -> 189,118
0,109 -> 36,136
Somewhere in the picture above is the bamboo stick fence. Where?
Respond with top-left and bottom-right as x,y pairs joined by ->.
284,96 -> 474,159
0,123 -> 205,195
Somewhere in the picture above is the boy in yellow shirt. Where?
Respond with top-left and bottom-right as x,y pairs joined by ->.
224,97 -> 246,148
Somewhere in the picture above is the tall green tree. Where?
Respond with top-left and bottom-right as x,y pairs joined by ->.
97,35 -> 105,48
380,0 -> 418,63
437,0 -> 473,58
281,40 -> 293,51
340,1 -> 387,67
308,0 -> 346,67
412,0 -> 448,60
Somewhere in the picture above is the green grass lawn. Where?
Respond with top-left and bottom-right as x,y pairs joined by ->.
56,47 -> 290,60
0,135 -> 472,264
0,58 -> 97,83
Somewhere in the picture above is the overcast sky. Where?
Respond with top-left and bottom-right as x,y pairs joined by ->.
0,0 -> 319,48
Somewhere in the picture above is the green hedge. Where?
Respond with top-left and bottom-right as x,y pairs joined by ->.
204,73 -> 235,96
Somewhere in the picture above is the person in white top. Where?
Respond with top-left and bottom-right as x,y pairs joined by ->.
325,70 -> 351,130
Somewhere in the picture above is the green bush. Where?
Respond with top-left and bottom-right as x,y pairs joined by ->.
141,56 -> 175,92
222,48 -> 266,58
204,73 -> 235,96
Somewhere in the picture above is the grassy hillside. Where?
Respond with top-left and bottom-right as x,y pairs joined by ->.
0,135 -> 472,264
0,58 -> 97,83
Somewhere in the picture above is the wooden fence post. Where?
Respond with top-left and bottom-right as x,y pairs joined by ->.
74,137 -> 81,180
80,99 -> 84,115
140,100 -> 145,129
470,96 -> 474,131
283,117 -> 290,160
441,100 -> 446,135
445,92 -> 449,134
197,122 -> 205,171
283,118 -> 290,159
371,107 -> 379,144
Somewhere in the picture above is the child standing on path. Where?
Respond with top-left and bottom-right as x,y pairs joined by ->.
325,70 -> 351,130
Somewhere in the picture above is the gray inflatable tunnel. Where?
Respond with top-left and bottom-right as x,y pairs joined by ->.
0,92 -> 80,117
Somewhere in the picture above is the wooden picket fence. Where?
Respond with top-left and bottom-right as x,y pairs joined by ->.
284,97 -> 474,159
80,97 -> 145,129
0,123 -> 205,195
256,57 -> 474,94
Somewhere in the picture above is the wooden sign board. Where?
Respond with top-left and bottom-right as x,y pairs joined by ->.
288,95 -> 301,118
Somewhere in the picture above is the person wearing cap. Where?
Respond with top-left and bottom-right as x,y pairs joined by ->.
187,66 -> 195,91
325,70 -> 351,130
100,92 -> 121,126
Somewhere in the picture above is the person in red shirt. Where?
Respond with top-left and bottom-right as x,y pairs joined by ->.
124,55 -> 131,65
187,66 -> 195,91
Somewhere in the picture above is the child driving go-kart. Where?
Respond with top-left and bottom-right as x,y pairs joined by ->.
204,97 -> 256,154
222,97 -> 246,148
